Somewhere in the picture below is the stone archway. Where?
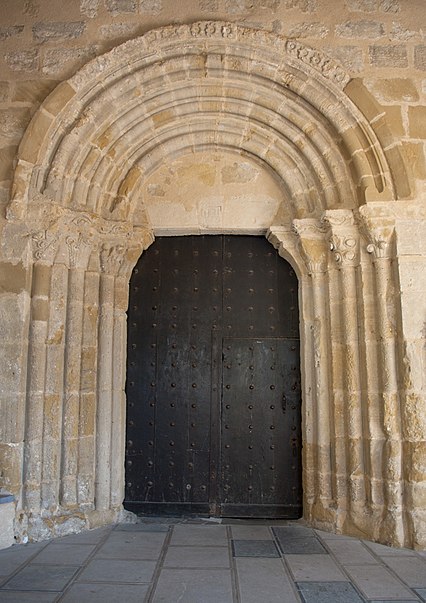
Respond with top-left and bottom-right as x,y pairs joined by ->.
3,21 -> 422,547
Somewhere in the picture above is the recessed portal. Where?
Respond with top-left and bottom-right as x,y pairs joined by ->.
125,235 -> 302,518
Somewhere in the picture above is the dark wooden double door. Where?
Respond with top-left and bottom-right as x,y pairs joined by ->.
125,236 -> 302,518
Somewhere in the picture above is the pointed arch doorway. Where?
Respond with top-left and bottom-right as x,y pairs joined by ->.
124,234 -> 302,518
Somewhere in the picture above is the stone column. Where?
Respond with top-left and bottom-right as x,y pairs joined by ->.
60,234 -> 94,508
22,231 -> 60,515
95,242 -> 126,512
323,209 -> 366,531
360,206 -> 404,546
293,219 -> 334,523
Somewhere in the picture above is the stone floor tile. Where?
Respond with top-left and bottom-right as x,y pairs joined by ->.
345,564 -> 416,600
152,569 -> 233,602
285,554 -> 347,582
383,557 -> 426,588
164,545 -> 230,568
60,582 -> 150,602
363,541 -> 416,557
30,543 -> 96,565
316,530 -> 358,541
232,539 -> 280,558
169,525 -> 228,546
52,526 -> 112,545
415,588 -> 426,601
231,525 -> 272,540
115,523 -> 170,532
95,532 -> 166,559
275,533 -> 327,555
77,559 -> 156,583
274,526 -> 316,540
0,544 -> 46,576
2,565 -> 79,592
296,581 -> 365,603
368,600 -> 419,602
325,540 -> 378,565
0,592 -> 59,602
236,558 -> 299,603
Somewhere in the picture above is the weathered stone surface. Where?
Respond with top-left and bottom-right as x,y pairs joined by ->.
414,45 -> 426,71
0,25 -> 24,41
32,21 -> 86,42
408,106 -> 426,139
369,45 -> 408,67
41,46 -> 98,76
12,80 -> 57,104
289,21 -> 329,38
364,78 -> 419,102
336,20 -> 385,39
80,0 -> 99,18
199,0 -> 219,11
326,45 -> 364,72
345,0 -> 399,10
4,50 -> 39,72
104,0 -> 137,14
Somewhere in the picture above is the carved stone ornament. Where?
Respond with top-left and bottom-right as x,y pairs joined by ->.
358,205 -> 395,260
70,22 -> 350,93
293,218 -> 329,274
322,210 -> 360,267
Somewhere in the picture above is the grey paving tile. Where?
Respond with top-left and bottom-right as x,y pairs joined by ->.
29,543 -> 96,565
363,540 -> 416,557
115,523 -> 169,532
236,558 -> 299,603
232,539 -> 280,558
77,558 -> 156,583
2,565 -> 79,592
0,543 -> 46,576
152,569 -> 233,603
0,592 -> 59,602
383,556 -> 426,588
345,564 -> 416,600
170,525 -> 228,546
61,582 -> 150,602
285,554 -> 347,582
164,546 -> 230,568
95,532 -> 166,559
297,581 -> 365,603
325,539 -> 378,565
415,588 -> 426,601
274,526 -> 316,540
369,600 -> 419,602
231,525 -> 272,540
316,530 -> 358,541
52,526 -> 112,545
273,527 -> 327,555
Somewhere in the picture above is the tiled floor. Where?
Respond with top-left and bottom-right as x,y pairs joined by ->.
0,520 -> 426,602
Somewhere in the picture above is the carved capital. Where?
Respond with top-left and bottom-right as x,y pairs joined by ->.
293,218 -> 329,274
322,209 -> 360,267
100,243 -> 127,275
359,205 -> 395,260
65,233 -> 95,269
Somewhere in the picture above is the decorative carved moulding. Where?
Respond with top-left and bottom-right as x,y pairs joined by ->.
322,209 -> 360,267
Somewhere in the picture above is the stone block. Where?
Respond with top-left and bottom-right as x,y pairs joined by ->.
104,0 -> 137,15
345,0 -> 399,11
0,146 -> 18,182
199,0 -> 218,10
41,46 -> 98,77
4,50 -> 39,72
80,0 -> 99,18
139,0 -> 162,11
0,108 -> 32,143
32,21 -> 86,42
0,495 -> 15,550
408,106 -> 426,138
364,78 -> 419,103
0,26 -> 24,41
402,142 -> 426,180
288,22 -> 329,38
414,45 -> 426,71
12,80 -> 57,104
282,0 -> 318,12
326,46 -> 364,73
336,20 -> 385,39
369,45 -> 408,67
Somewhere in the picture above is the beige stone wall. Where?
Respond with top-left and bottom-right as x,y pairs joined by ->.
0,0 -> 425,548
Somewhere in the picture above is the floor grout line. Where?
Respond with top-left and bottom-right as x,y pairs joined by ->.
145,524 -> 173,603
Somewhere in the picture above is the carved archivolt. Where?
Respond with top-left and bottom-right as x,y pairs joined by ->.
8,22 -> 398,232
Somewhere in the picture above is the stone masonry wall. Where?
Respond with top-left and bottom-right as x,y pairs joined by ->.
0,0 -> 425,547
